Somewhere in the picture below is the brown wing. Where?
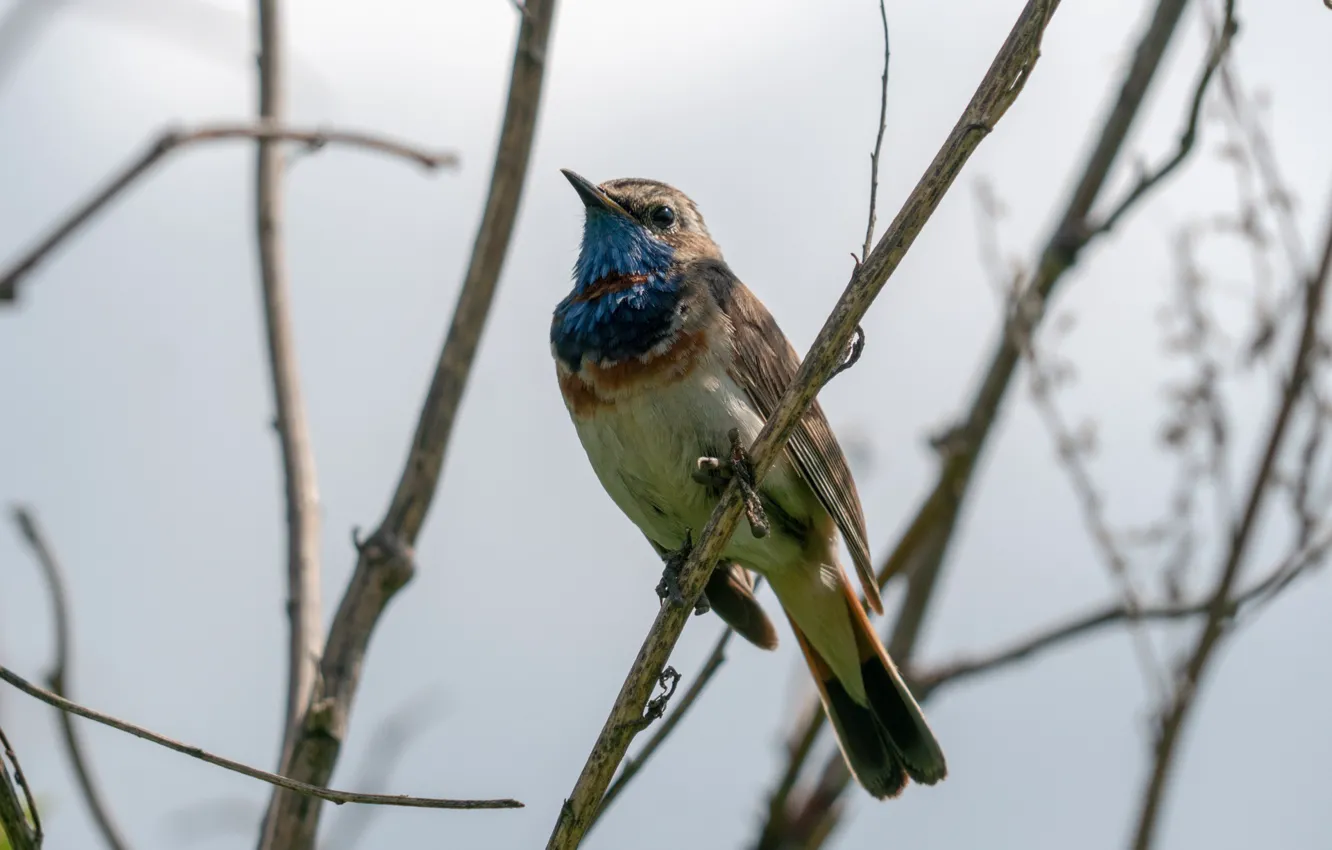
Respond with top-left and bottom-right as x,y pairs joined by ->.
708,267 -> 883,614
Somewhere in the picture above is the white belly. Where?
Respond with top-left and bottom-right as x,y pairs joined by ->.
572,367 -> 810,573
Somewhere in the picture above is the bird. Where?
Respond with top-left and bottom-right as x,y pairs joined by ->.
549,170 -> 946,798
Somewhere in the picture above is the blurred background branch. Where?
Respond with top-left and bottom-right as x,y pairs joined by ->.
11,508 -> 129,850
1129,180 -> 1332,850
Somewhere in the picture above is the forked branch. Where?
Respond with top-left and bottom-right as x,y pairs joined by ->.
257,2 -> 558,846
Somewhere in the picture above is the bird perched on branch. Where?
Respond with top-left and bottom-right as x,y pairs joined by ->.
550,170 -> 946,798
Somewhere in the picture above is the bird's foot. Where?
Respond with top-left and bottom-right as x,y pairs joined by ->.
692,456 -> 731,491
727,428 -> 770,539
656,530 -> 693,608
691,430 -> 770,539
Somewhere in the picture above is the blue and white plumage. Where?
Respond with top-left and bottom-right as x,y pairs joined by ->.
550,170 -> 946,798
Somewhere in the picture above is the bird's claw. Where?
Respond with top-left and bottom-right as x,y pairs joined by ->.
656,531 -> 693,608
692,455 -> 730,490
691,431 -> 770,538
727,428 -> 770,539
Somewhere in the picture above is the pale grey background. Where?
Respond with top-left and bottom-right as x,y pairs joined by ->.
2,1 -> 1329,849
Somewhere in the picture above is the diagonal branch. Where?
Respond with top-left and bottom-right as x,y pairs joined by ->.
1089,0 -> 1237,238
753,0 -> 1200,842
588,625 -> 735,831
911,527 -> 1332,703
0,124 -> 458,303
0,725 -> 41,850
252,0 -> 324,799
545,2 -> 1059,847
256,2 -> 558,847
11,507 -> 130,850
0,667 -> 520,813
1129,182 -> 1332,850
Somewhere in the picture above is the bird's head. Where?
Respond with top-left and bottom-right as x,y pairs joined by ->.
561,170 -> 720,291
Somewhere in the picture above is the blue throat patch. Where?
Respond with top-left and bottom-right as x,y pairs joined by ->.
552,209 -> 680,368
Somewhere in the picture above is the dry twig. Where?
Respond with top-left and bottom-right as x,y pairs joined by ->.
546,2 -> 1059,846
11,508 -> 130,850
0,124 -> 457,303
860,0 -> 890,264
257,2 -> 558,846
249,0 -> 324,799
0,666 -> 520,813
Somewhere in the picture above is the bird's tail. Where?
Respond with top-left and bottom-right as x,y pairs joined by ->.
771,563 -> 946,799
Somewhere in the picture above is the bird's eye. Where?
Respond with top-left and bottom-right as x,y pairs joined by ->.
650,206 -> 676,228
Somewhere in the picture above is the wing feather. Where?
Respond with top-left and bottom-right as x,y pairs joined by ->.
702,262 -> 883,614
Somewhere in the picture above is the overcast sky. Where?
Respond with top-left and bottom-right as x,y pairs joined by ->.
2,1 -> 1330,849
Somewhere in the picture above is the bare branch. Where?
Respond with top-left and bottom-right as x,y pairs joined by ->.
0,666 -> 521,813
11,507 -> 130,850
912,531 -> 1332,702
1129,182 -> 1332,850
754,0 -> 1195,841
0,725 -> 41,850
860,0 -> 890,263
0,123 -> 458,303
545,2 -> 1060,846
250,0 -> 324,808
1089,0 -> 1238,237
257,2 -> 558,846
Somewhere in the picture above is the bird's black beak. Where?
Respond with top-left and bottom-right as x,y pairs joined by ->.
561,169 -> 631,218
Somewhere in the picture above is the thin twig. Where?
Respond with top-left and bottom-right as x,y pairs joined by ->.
257,3 -> 558,847
0,666 -> 521,812
860,0 -> 890,263
1211,22 -> 1305,279
1129,184 -> 1332,850
1022,322 -> 1168,699
754,0 -> 1194,842
1089,0 -> 1238,237
251,0 -> 325,810
546,3 -> 1059,847
0,123 -> 457,302
0,725 -> 41,850
11,508 -> 130,850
